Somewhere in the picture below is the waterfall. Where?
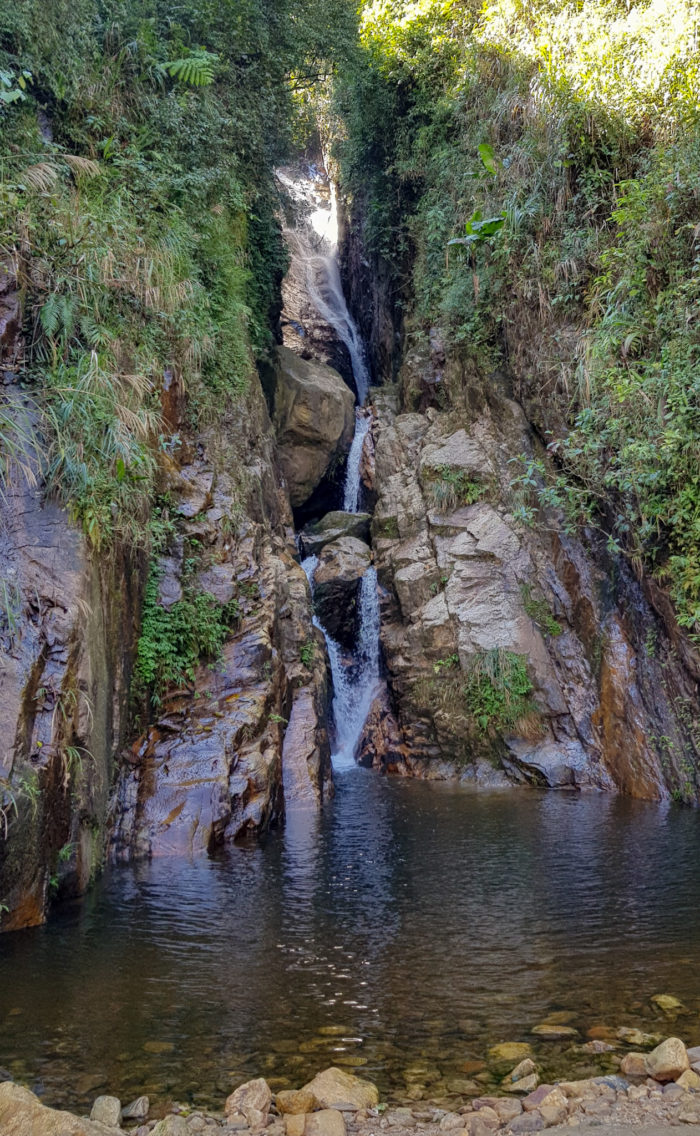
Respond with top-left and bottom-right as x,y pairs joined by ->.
284,162 -> 380,771
343,409 -> 370,513
302,556 -> 381,771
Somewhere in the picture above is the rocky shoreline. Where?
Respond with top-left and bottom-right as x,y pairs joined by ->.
3,1036 -> 700,1136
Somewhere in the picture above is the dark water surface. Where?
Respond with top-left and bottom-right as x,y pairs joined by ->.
2,774 -> 700,1112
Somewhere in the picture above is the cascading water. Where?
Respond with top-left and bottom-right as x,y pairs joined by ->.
343,409 -> 370,513
302,556 -> 381,771
281,163 -> 381,770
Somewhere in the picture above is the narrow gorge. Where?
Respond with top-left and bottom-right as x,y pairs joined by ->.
1,0 -> 700,1130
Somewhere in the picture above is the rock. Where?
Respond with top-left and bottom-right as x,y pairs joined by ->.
313,536 -> 371,647
688,1047 -> 700,1065
556,1079 -> 600,1100
502,1059 -> 538,1089
586,1026 -> 617,1040
446,1079 -> 481,1095
677,1069 -> 700,1091
664,1083 -> 687,1100
273,347 -> 354,507
122,1096 -> 150,1120
488,1043 -> 533,1069
305,1109 -> 347,1136
507,1112 -> 544,1134
460,1062 -> 487,1077
300,512 -> 372,557
645,1037 -> 690,1082
616,1027 -> 663,1047
225,1078 -> 272,1127
301,1068 -> 379,1111
528,1089 -> 567,1127
460,1113 -> 495,1136
0,1082 -> 124,1135
578,1040 -> 616,1054
650,993 -> 685,1015
530,1024 -> 579,1041
151,1118 -> 190,1136
627,1085 -> 649,1102
440,1113 -> 464,1130
285,1115 -> 307,1136
90,1096 -> 122,1126
680,1104 -> 700,1124
504,1074 -> 539,1096
490,1099 -> 523,1124
521,1086 -> 554,1112
620,1053 -> 648,1077
276,1090 -> 316,1116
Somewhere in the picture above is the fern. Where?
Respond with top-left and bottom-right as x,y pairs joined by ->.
159,51 -> 218,88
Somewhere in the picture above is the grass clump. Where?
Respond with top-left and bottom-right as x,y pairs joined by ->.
426,648 -> 539,737
425,464 -> 484,513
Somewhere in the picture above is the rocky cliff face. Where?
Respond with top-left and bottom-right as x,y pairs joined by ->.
339,204 -> 700,801
1,268 -> 332,927
110,375 -> 332,859
0,276 -> 141,929
359,342 -> 700,799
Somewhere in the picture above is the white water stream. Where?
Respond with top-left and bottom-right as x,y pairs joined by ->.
282,164 -> 381,769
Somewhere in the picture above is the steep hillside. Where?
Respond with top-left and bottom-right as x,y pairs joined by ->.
331,0 -> 700,798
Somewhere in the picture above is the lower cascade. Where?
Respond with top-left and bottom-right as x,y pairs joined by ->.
303,555 -> 381,770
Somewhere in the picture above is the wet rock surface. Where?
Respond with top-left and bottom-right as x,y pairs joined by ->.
313,536 -> 372,649
363,349 -> 700,795
300,512 -> 372,558
0,393 -> 140,930
111,376 -> 332,859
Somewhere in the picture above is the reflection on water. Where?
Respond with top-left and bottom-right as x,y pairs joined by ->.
1,775 -> 700,1111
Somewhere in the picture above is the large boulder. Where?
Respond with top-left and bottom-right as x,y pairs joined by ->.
300,511 -> 372,557
0,1082 -> 123,1135
302,1067 -> 379,1111
313,536 -> 371,647
645,1037 -> 689,1082
225,1077 -> 272,1128
274,347 -> 354,507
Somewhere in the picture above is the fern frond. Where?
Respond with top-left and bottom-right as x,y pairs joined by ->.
158,51 -> 218,87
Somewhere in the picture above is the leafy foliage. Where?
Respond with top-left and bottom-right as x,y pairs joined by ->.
331,0 -> 700,635
133,564 -> 240,707
0,0 -> 354,548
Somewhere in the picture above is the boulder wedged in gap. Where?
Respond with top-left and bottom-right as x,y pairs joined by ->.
313,536 -> 371,649
273,347 -> 354,508
300,511 -> 371,557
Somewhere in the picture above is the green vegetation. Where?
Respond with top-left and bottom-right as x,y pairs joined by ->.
300,640 -> 315,668
330,0 -> 700,636
520,585 -> 562,638
427,648 -> 538,737
133,564 -> 241,708
424,464 -> 483,512
463,649 -> 537,734
0,0 -> 355,548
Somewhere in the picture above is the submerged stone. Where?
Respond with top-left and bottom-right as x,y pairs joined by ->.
302,1068 -> 379,1111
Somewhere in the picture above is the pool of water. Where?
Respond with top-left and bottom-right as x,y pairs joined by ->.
2,773 -> 700,1113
